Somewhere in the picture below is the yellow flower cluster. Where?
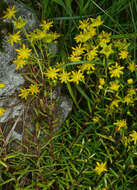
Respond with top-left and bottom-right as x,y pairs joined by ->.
18,84 -> 39,99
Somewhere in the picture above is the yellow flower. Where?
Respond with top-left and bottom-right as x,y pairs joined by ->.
127,88 -> 136,96
0,108 -> 6,116
8,31 -> 21,46
42,33 -> 54,43
70,70 -> 84,84
90,16 -> 103,27
0,83 -> 5,88
92,116 -> 99,123
40,20 -> 53,31
119,50 -> 128,59
109,62 -> 124,78
86,48 -> 98,60
16,44 -> 32,59
52,32 -> 60,40
129,131 -> 137,145
14,58 -> 27,69
69,54 -> 81,62
18,88 -> 30,100
123,95 -> 133,104
56,62 -> 65,71
45,67 -> 59,80
3,5 -> 16,20
109,81 -> 120,91
79,19 -> 89,29
113,39 -> 130,50
99,78 -> 105,86
36,29 -> 46,40
100,44 -> 114,58
59,69 -> 71,83
13,17 -> 27,29
114,119 -> 127,131
74,32 -> 90,43
98,31 -> 111,47
110,99 -> 120,108
127,78 -> 133,84
128,61 -> 136,72
29,84 -> 39,95
87,26 -> 96,37
80,63 -> 95,73
72,44 -> 85,56
94,162 -> 107,175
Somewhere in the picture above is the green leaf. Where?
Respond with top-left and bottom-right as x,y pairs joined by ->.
66,82 -> 79,109
52,0 -> 66,10
75,84 -> 93,105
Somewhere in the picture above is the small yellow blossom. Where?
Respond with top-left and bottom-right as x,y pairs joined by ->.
94,162 -> 107,175
29,84 -> 39,95
79,19 -> 89,29
80,63 -> 95,73
86,48 -> 98,60
129,131 -> 137,145
16,44 -> 32,59
109,62 -> 124,78
18,88 -> 30,100
128,62 -> 136,72
98,31 -> 111,47
43,33 -> 55,43
26,31 -> 37,44
90,16 -> 103,27
99,78 -> 105,86
69,54 -> 81,62
128,88 -> 136,96
40,20 -> 53,31
113,39 -> 130,50
59,69 -> 71,83
109,81 -> 120,91
74,32 -> 90,43
3,5 -> 16,20
0,83 -> 5,88
92,116 -> 99,123
123,95 -> 133,104
87,26 -> 96,37
8,31 -> 21,46
14,58 -> 27,69
45,67 -> 59,80
72,44 -> 85,56
36,29 -> 46,40
110,99 -> 120,109
114,119 -> 127,131
56,62 -> 65,71
127,78 -> 133,84
13,17 -> 27,29
70,70 -> 84,84
0,108 -> 6,116
119,50 -> 128,59
100,44 -> 114,58
51,32 -> 60,40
